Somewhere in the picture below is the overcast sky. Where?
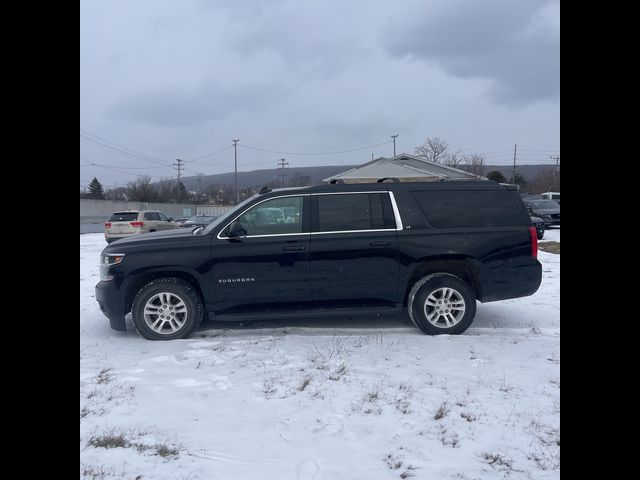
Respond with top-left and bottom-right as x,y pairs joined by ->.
80,0 -> 559,188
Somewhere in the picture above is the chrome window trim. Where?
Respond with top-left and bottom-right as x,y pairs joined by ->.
310,229 -> 396,235
216,190 -> 405,239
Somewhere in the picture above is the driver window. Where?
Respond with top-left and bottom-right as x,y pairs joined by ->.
237,196 -> 303,236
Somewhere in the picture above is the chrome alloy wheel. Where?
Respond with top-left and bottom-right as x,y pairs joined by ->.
423,287 -> 466,328
143,292 -> 188,334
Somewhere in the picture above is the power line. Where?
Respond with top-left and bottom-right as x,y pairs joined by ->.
239,140 -> 393,156
185,145 -> 234,164
80,130 -> 168,166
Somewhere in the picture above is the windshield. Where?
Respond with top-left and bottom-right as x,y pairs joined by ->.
201,194 -> 260,235
531,200 -> 559,209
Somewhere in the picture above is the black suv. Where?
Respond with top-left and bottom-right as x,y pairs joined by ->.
96,181 -> 542,340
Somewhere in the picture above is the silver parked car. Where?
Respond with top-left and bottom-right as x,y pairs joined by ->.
104,210 -> 178,243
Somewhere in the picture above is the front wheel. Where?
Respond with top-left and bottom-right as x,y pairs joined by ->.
407,273 -> 476,335
131,278 -> 204,340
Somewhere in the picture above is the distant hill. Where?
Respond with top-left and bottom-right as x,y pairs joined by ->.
180,165 -> 356,190
179,163 -> 554,190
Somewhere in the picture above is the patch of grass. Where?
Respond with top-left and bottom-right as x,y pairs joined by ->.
328,362 -> 348,381
262,377 -> 279,398
384,453 -> 403,470
439,426 -> 460,448
433,400 -> 448,420
96,368 -> 114,384
88,431 -> 129,449
155,443 -> 179,458
298,376 -> 311,392
480,452 -> 513,469
538,241 -> 560,254
460,412 -> 477,422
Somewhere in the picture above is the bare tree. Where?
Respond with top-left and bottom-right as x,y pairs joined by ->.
156,177 -> 176,203
527,166 -> 560,194
126,175 -> 157,202
414,137 -> 450,163
445,150 -> 464,167
105,187 -> 127,201
464,154 -> 485,177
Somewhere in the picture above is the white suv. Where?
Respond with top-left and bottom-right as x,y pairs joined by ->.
104,210 -> 177,243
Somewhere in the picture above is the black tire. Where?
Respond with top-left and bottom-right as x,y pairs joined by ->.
131,278 -> 204,340
537,231 -> 544,240
407,273 -> 476,335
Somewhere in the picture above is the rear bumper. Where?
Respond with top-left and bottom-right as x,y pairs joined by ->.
105,232 -> 139,244
479,260 -> 542,302
95,280 -> 127,331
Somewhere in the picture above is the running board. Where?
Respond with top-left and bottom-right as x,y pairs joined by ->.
209,305 -> 402,322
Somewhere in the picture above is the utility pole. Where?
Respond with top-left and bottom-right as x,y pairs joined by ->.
550,155 -> 560,175
277,158 -> 289,186
391,134 -> 398,157
174,158 -> 184,203
232,139 -> 240,204
512,144 -> 517,184
371,153 -> 374,161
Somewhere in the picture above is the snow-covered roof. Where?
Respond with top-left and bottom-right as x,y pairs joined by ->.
323,153 -> 486,183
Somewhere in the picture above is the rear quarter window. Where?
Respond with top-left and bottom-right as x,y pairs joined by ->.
411,190 -> 526,227
108,212 -> 139,222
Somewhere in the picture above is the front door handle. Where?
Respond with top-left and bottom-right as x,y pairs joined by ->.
282,246 -> 305,251
369,241 -> 391,247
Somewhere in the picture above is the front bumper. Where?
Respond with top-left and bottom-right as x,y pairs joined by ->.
542,218 -> 560,227
95,280 -> 127,331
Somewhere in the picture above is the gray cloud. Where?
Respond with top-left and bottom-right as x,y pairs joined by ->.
80,0 -> 559,186
107,79 -> 288,127
384,0 -> 559,105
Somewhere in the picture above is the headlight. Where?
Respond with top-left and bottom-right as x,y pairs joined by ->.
543,214 -> 553,219
100,253 -> 125,281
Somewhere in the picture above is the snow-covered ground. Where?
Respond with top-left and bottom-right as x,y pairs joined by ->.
539,227 -> 560,243
81,233 -> 559,480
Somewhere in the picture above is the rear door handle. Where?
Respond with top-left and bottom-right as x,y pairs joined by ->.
282,246 -> 305,251
369,241 -> 391,247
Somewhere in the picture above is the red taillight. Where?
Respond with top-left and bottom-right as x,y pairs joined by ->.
130,221 -> 144,228
528,226 -> 537,259
104,222 -> 111,228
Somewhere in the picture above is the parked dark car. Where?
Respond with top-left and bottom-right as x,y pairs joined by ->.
96,181 -> 542,340
526,200 -> 560,227
531,216 -> 545,240
178,215 -> 219,229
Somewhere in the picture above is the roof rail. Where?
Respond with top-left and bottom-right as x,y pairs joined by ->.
376,177 -> 400,183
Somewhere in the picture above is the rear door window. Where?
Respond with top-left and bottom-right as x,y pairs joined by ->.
314,193 -> 395,232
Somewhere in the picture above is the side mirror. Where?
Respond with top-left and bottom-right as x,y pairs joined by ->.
227,221 -> 246,237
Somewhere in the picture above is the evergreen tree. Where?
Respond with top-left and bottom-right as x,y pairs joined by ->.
88,177 -> 105,199
486,171 -> 507,183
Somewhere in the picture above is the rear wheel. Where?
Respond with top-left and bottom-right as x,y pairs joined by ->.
407,273 -> 476,335
131,278 -> 204,340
